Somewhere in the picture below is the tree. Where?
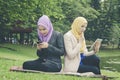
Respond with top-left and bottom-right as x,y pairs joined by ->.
0,0 -> 64,42
86,0 -> 120,43
61,0 -> 99,34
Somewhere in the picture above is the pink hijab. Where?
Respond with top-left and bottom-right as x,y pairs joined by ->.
37,15 -> 53,42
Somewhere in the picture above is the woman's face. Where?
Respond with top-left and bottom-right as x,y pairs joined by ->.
38,25 -> 48,36
79,23 -> 87,33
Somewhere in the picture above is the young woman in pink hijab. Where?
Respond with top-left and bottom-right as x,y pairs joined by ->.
10,15 -> 65,72
63,17 -> 101,74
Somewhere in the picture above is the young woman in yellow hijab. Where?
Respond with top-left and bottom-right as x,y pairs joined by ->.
63,17 -> 101,74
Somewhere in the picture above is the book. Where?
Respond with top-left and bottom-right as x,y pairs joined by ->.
89,38 -> 103,51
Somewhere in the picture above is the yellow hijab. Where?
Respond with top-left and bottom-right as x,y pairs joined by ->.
71,17 -> 87,52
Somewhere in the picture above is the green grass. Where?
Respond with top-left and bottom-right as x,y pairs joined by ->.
0,43 -> 37,61
0,43 -> 120,80
97,49 -> 120,72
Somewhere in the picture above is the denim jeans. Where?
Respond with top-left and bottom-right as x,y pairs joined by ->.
78,54 -> 101,74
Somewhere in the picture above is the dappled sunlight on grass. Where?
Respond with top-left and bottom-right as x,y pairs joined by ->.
0,43 -> 120,80
100,56 -> 120,72
98,49 -> 120,57
101,70 -> 120,80
0,43 -> 37,61
0,58 -> 102,80
0,51 -> 36,61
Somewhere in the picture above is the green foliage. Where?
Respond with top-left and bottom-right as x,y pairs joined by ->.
85,0 -> 120,42
0,0 -> 120,42
109,23 -> 120,44
61,0 -> 99,21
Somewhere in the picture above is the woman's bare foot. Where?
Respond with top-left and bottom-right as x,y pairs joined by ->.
10,66 -> 23,71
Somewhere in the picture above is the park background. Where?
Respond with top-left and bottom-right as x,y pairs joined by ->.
0,0 -> 120,80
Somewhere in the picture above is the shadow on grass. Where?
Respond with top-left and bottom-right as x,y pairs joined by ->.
0,46 -> 16,51
0,57 -> 16,61
100,56 -> 120,72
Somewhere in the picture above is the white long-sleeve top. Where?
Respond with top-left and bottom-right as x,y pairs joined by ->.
63,31 -> 95,72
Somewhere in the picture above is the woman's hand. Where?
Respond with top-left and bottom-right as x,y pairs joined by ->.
37,44 -> 41,50
37,42 -> 49,49
93,41 -> 101,53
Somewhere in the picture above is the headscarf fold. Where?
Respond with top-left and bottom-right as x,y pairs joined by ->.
37,15 -> 53,42
71,17 -> 87,52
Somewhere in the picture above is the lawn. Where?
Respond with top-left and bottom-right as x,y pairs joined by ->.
0,43 -> 120,80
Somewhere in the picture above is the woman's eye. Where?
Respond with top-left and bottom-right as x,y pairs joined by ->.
43,29 -> 46,30
81,26 -> 84,27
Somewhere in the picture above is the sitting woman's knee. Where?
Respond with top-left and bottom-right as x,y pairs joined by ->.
93,67 -> 101,74
23,61 -> 30,69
